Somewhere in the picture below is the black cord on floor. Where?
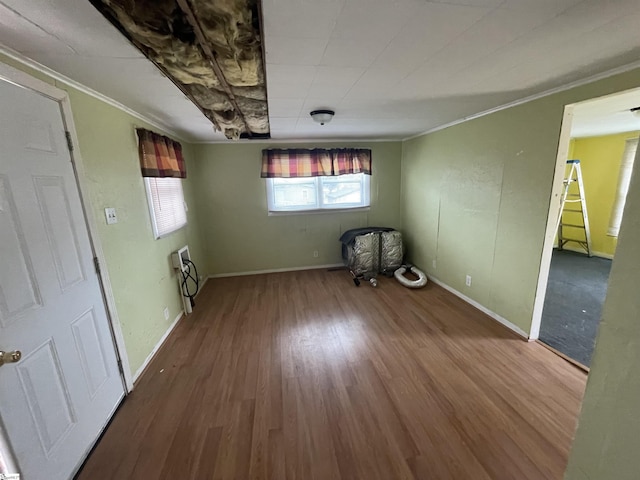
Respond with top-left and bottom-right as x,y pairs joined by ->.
181,259 -> 199,308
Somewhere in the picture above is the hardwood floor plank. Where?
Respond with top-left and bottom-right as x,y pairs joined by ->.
193,427 -> 223,479
387,375 -> 493,480
267,428 -> 285,480
76,270 -> 586,480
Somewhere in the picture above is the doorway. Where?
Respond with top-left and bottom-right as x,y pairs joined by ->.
532,87 -> 640,368
0,67 -> 126,479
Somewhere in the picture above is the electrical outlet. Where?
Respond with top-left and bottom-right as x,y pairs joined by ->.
313,250 -> 319,258
432,259 -> 437,269
465,275 -> 472,287
163,307 -> 170,320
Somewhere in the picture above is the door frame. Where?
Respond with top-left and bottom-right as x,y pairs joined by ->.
0,61 -> 134,392
529,104 -> 575,340
530,85 -> 640,340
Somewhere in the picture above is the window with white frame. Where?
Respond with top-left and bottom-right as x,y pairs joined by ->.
144,177 -> 187,238
266,173 -> 370,213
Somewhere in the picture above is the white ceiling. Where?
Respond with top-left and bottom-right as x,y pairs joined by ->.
571,87 -> 640,138
1,0 -> 640,142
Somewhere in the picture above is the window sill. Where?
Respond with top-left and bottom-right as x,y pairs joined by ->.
268,206 -> 371,216
154,223 -> 188,239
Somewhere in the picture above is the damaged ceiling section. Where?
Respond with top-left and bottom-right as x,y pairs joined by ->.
90,0 -> 270,140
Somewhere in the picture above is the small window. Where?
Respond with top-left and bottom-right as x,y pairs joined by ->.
266,173 -> 370,213
144,177 -> 187,238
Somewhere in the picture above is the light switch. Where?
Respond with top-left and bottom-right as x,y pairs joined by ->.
105,207 -> 118,225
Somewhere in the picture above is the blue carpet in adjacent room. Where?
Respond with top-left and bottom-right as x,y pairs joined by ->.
539,249 -> 612,367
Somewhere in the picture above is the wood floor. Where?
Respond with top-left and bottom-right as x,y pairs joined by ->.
77,269 -> 586,480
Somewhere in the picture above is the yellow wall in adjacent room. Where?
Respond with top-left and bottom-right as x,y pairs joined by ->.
192,142 -> 402,275
0,54 -> 207,379
563,131 -> 639,257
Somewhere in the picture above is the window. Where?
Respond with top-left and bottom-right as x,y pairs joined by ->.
607,137 -> 638,237
266,173 -> 370,213
144,177 -> 187,238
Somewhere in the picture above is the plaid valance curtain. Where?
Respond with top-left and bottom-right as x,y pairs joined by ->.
261,148 -> 372,178
136,128 -> 187,178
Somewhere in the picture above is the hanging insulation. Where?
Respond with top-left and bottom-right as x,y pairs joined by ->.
90,0 -> 270,140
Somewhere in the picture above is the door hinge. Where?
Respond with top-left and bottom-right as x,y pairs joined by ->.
93,256 -> 101,275
65,131 -> 74,152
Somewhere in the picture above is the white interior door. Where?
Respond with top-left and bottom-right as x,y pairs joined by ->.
0,79 -> 125,479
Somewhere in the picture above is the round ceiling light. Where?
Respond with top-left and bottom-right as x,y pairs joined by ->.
310,109 -> 335,125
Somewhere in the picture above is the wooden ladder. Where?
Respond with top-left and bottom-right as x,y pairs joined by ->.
556,159 -> 592,256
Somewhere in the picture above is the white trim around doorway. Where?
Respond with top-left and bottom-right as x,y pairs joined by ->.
530,104 -> 575,341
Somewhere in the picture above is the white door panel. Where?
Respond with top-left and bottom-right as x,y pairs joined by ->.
33,175 -> 86,291
0,174 -> 43,325
15,339 -> 76,455
0,79 -> 125,479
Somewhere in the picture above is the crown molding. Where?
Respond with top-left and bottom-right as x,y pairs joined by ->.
0,44 -> 190,143
403,59 -> 640,142
4,43 -> 640,146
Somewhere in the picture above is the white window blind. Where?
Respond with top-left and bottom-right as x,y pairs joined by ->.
144,177 -> 187,238
607,137 -> 638,237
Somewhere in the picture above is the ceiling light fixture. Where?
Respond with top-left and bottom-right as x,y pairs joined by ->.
631,107 -> 640,117
310,109 -> 335,125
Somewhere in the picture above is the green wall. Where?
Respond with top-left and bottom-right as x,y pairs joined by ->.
192,142 -> 402,275
562,132 -> 639,257
564,140 -> 640,479
401,68 -> 640,334
0,54 -> 206,378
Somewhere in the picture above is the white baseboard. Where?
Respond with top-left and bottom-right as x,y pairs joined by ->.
208,263 -> 344,279
131,277 -> 209,384
554,245 -> 614,260
195,276 -> 208,296
428,275 -> 529,339
132,310 -> 184,384
592,251 -> 614,260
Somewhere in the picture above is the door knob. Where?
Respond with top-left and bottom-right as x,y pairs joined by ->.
0,350 -> 22,366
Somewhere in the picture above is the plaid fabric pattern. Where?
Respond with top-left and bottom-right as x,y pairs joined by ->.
261,148 -> 372,178
137,128 -> 187,178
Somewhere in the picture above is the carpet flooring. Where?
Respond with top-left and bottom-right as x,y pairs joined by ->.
539,249 -> 612,367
